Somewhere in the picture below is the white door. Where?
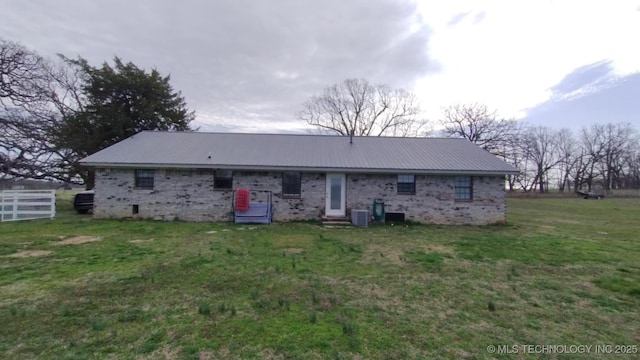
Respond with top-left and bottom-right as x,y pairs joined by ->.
325,173 -> 346,217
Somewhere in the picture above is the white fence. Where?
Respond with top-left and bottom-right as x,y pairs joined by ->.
0,190 -> 56,222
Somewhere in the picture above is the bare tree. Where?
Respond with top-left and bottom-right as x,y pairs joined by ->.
0,39 -> 58,181
576,123 -> 636,192
0,39 -> 50,108
439,103 -> 520,157
502,139 -> 536,192
521,126 -> 563,193
623,148 -> 640,189
555,128 -> 579,192
298,78 -> 425,137
596,123 -> 635,190
576,127 -> 603,191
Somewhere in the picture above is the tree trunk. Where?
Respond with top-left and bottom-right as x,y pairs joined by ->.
538,167 -> 545,193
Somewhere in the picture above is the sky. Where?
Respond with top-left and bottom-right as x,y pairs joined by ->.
2,0 -> 639,133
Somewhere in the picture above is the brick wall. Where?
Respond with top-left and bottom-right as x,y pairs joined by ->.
346,174 -> 506,225
94,168 -> 506,224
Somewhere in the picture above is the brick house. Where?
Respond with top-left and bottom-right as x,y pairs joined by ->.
79,131 -> 518,224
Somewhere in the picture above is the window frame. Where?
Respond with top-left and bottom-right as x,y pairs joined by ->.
282,172 -> 302,198
454,176 -> 473,201
134,169 -> 155,189
214,170 -> 233,190
397,174 -> 416,195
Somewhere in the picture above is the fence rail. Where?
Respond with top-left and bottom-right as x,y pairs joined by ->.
0,190 -> 56,222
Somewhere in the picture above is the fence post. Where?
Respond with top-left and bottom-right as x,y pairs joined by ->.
50,191 -> 56,220
12,193 -> 18,221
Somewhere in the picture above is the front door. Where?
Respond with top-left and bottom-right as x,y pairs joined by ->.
325,173 -> 346,217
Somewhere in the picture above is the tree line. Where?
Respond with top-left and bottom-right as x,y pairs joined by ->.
437,103 -> 638,193
2,39 -> 637,193
299,81 -> 639,193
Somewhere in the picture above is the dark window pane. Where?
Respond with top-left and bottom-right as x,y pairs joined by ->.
397,174 -> 416,194
135,169 -> 155,189
214,170 -> 233,189
282,172 -> 301,197
454,176 -> 473,201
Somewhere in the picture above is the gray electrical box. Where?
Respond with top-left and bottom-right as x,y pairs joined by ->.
351,209 -> 369,227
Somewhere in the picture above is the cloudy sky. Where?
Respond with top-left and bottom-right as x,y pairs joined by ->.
2,0 -> 639,133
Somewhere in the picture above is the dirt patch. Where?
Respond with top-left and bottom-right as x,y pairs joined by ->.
7,250 -> 52,258
273,234 -> 314,248
55,236 -> 101,245
362,244 -> 405,265
280,247 -> 305,254
137,345 -> 181,360
129,239 -> 154,244
423,244 -> 455,254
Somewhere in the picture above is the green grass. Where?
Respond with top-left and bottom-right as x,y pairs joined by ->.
1,196 -> 639,359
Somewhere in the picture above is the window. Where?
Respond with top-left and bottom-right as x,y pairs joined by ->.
282,172 -> 302,198
134,169 -> 154,189
397,174 -> 416,194
454,176 -> 473,201
214,170 -> 233,189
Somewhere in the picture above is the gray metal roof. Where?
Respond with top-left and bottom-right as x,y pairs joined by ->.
80,131 -> 519,175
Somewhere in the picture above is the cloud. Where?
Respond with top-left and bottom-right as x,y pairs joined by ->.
472,11 -> 486,24
524,62 -> 640,129
446,10 -> 485,27
0,0 -> 437,133
447,11 -> 472,27
549,60 -> 616,101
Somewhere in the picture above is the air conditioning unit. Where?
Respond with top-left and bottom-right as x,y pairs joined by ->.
351,209 -> 369,227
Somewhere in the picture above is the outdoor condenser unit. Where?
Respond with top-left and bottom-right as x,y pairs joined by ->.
351,209 -> 369,227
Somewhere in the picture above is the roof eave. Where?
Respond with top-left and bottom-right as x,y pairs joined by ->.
80,161 -> 519,176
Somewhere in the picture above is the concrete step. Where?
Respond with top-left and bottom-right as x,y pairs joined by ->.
321,217 -> 353,227
322,221 -> 352,226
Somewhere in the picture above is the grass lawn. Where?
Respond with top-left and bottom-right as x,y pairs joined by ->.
1,195 -> 639,359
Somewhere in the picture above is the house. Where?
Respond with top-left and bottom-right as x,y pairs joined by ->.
79,131 -> 518,225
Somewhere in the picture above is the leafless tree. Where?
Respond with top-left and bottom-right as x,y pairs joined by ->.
623,148 -> 640,189
555,128 -> 579,192
596,123 -> 635,190
298,78 -> 425,137
521,126 -> 563,193
439,103 -> 521,157
575,127 -> 602,191
503,142 -> 530,191
0,39 -> 50,108
0,39 -> 85,183
1,39 -> 51,181
576,123 -> 636,192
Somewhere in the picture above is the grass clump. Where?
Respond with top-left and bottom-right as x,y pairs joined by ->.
198,302 -> 211,315
217,302 -> 226,313
89,318 -> 107,331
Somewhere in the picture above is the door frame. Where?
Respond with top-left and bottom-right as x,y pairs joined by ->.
325,173 -> 346,217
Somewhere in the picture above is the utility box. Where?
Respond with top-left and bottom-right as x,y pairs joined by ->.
385,212 -> 405,222
351,209 -> 369,227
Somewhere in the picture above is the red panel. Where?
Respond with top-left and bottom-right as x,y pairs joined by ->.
235,188 -> 250,211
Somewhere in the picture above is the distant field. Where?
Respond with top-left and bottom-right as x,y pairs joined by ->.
507,189 -> 640,198
0,197 -> 638,359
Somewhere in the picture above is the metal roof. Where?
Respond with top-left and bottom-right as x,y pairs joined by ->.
80,131 -> 519,175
